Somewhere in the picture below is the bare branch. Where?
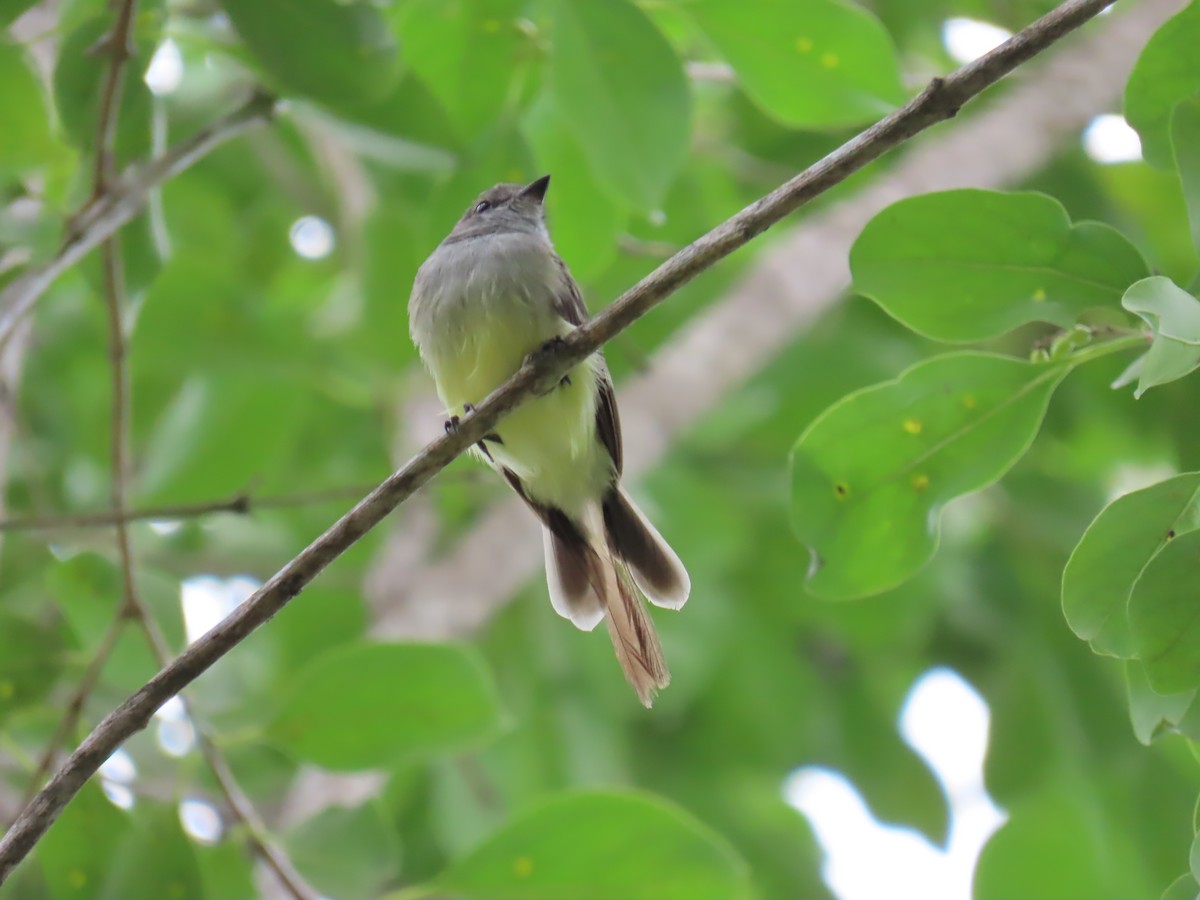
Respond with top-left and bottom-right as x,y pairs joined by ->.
0,0 -> 1123,879
18,615 -> 127,812
0,483 -> 383,532
371,0 -> 1174,639
0,91 -> 276,349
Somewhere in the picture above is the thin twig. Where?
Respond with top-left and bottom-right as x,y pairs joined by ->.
0,90 -> 276,349
79,12 -> 315,895
0,483 -> 382,532
18,615 -> 127,812
90,0 -> 138,195
0,0 -> 1121,879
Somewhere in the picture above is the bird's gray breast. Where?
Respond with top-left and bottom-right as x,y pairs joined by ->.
408,231 -> 563,358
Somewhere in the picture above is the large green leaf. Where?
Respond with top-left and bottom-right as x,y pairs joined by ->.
0,613 -> 64,724
689,0 -> 903,129
37,784 -> 132,900
0,44 -> 61,175
413,791 -> 753,900
270,642 -> 502,770
135,373 -> 307,504
791,353 -> 1069,599
1126,661 -> 1195,746
1119,277 -> 1200,397
101,805 -> 204,900
391,0 -> 533,139
850,190 -> 1149,341
549,0 -> 691,208
975,781 -> 1156,900
1130,528 -> 1200,693
1172,97 -> 1200,255
285,801 -> 400,900
523,95 -> 626,282
218,0 -> 401,109
1126,1 -> 1200,169
1062,473 -> 1200,659
0,0 -> 38,27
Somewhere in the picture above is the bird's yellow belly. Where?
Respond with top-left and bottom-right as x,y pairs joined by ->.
431,315 -> 608,514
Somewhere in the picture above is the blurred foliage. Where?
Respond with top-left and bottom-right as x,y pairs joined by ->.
2,0 -> 1200,898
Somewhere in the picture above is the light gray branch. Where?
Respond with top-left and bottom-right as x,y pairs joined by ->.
0,0 -> 1123,880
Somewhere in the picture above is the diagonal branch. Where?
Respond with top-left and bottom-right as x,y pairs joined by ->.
0,0 -> 1122,879
370,0 -> 1176,639
0,483 -> 384,532
0,90 -> 276,349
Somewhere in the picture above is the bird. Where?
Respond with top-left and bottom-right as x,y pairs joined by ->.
407,174 -> 690,706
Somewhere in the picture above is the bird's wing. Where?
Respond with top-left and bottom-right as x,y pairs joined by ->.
552,255 -> 623,476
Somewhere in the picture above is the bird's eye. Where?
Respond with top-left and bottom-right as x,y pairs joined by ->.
474,200 -> 491,214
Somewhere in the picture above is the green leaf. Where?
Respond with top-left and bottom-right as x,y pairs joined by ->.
52,16 -> 154,167
416,790 -> 753,900
1063,473 -> 1200,659
0,0 -> 39,28
1126,661 -> 1196,745
270,642 -> 502,770
549,0 -> 691,209
1130,528 -> 1200,693
523,95 -> 626,282
285,802 -> 400,900
391,0 -> 533,139
1171,96 -> 1200,256
688,0 -> 903,129
1192,832 -> 1200,893
1162,872 -> 1200,900
0,44 -> 61,174
791,353 -> 1069,599
38,784 -> 131,900
850,190 -> 1149,342
1126,1 -> 1200,169
1121,277 -> 1200,396
135,373 -> 307,504
975,780 -> 1155,900
0,612 -> 64,724
102,805 -> 204,900
218,0 -> 400,109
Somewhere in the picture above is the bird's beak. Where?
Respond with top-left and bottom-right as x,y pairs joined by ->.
522,174 -> 551,204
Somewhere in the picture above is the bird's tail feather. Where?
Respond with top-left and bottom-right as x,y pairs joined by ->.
543,504 -> 671,707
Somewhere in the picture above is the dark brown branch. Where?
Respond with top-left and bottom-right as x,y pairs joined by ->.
0,0 -> 1119,879
0,90 -> 276,349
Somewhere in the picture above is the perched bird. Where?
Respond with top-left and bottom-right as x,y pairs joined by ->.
408,174 -> 690,706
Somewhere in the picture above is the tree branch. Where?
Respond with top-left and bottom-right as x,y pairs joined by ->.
0,0 -> 1121,880
0,483 -> 384,532
0,90 -> 276,349
370,0 -> 1174,640
60,15 -> 315,894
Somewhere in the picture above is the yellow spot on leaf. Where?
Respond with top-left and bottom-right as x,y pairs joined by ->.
68,871 -> 86,889
1032,288 -> 1047,302
820,52 -> 839,68
483,18 -> 500,32
169,882 -> 186,899
962,394 -> 977,410
834,483 -> 849,499
903,419 -> 922,435
514,856 -> 534,877
0,681 -> 13,699
795,37 -> 813,52
912,473 -> 930,492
